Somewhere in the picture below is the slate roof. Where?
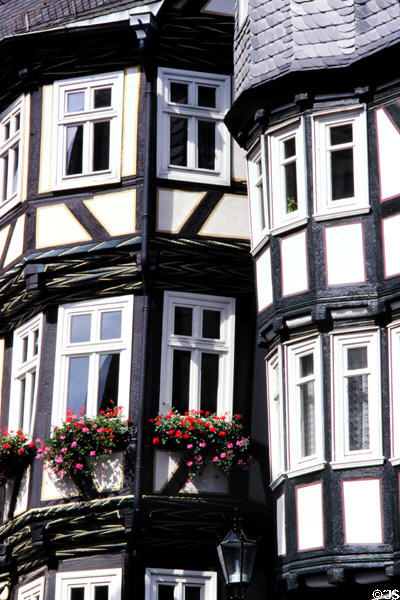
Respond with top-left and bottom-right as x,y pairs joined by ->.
0,0 -> 155,41
236,0 -> 400,93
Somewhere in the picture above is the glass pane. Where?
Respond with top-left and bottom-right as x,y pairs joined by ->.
347,346 -> 367,370
2,154 -> 8,200
198,120 -> 215,170
94,88 -> 112,108
284,137 -> 295,159
300,354 -> 313,378
200,353 -> 219,413
256,184 -> 266,231
70,314 -> 91,343
347,374 -> 369,451
94,586 -> 109,600
284,161 -> 297,213
330,123 -> 352,146
66,124 -> 83,175
12,145 -> 19,194
30,371 -> 37,411
19,377 -> 26,430
70,588 -> 85,600
185,586 -> 201,600
100,311 -> 122,340
300,381 -> 315,457
22,336 -> 28,362
33,329 -> 39,356
67,356 -> 89,415
174,306 -> 192,336
15,113 -> 20,132
158,585 -> 175,600
98,353 -> 120,413
170,116 -> 187,166
4,121 -> 10,140
172,349 -> 191,413
198,85 -> 216,108
67,91 -> 85,113
93,121 -> 110,171
331,148 -> 354,200
202,310 -> 220,339
170,82 -> 188,104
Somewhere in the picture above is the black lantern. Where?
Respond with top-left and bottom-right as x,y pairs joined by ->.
217,512 -> 258,599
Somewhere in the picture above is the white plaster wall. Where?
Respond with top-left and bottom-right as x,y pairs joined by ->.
296,482 -> 324,551
281,231 -> 308,296
342,479 -> 383,545
325,223 -> 365,285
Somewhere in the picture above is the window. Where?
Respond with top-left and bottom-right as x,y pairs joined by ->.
313,107 -> 368,218
145,569 -> 217,600
389,322 -> 400,462
157,68 -> 231,185
9,315 -> 43,436
285,337 -> 323,475
247,141 -> 269,247
331,329 -> 382,467
51,296 -> 133,425
55,569 -> 121,600
159,292 -> 235,415
0,96 -> 26,215
266,350 -> 285,483
18,577 -> 44,600
52,72 -> 124,189
268,120 -> 307,232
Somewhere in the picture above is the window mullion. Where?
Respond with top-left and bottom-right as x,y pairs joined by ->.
190,350 -> 200,410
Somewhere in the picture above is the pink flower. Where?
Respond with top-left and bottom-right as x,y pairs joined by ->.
220,452 -> 226,458
82,427 -> 89,433
90,451 -> 96,457
97,428 -> 103,433
187,461 -> 193,467
56,456 -> 63,463
236,440 -> 244,446
186,443 -> 193,449
35,438 -> 41,443
71,441 -> 77,448
212,456 -> 219,462
57,470 -> 65,477
75,463 -> 84,470
78,419 -> 85,425
199,442 -> 206,448
227,443 -> 233,449
61,447 -> 67,453
60,435 -> 66,440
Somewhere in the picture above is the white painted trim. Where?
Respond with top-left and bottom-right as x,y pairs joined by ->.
18,576 -> 45,600
145,568 -> 217,600
247,139 -> 269,248
0,95 -> 27,216
55,568 -> 122,600
266,349 -> 285,482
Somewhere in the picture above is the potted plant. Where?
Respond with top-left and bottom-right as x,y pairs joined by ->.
151,409 -> 251,483
0,428 -> 36,486
37,405 -> 134,499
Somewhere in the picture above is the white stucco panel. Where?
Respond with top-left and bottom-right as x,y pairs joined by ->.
281,231 -> 308,296
376,108 -> 400,201
36,204 -> 91,249
85,189 -> 136,236
277,494 -> 286,556
325,223 -> 365,285
296,482 -> 324,551
342,478 -> 383,545
255,247 -> 273,311
4,215 -> 25,267
199,194 -> 250,239
157,188 -> 204,233
383,213 -> 400,278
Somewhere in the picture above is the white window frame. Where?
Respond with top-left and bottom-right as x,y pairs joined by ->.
157,67 -> 231,185
313,106 -> 369,219
266,349 -> 285,486
247,139 -> 269,249
0,95 -> 27,216
285,336 -> 324,476
51,295 -> 133,426
331,329 -> 382,468
145,568 -> 217,600
238,0 -> 249,29
389,322 -> 400,463
268,118 -> 307,234
18,577 -> 45,600
55,568 -> 121,600
9,314 -> 43,436
159,291 -> 235,415
52,71 -> 124,190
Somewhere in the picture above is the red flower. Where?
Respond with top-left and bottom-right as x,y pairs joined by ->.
167,429 -> 174,435
218,431 -> 226,437
183,433 -> 190,438
175,430 -> 182,438
153,437 -> 160,445
209,426 -> 216,432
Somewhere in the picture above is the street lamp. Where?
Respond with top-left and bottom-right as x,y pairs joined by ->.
217,511 -> 258,599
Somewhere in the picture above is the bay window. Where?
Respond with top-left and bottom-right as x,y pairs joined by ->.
55,569 -> 121,600
331,329 -> 382,467
18,578 -> 44,600
247,142 -> 269,247
157,68 -> 230,184
0,96 -> 27,215
51,296 -> 133,425
266,350 -> 285,483
145,569 -> 217,600
159,291 -> 235,415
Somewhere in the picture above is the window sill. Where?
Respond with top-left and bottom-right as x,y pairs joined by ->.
330,457 -> 385,470
388,457 -> 400,467
251,232 -> 270,256
157,168 -> 230,187
286,461 -> 326,478
53,171 -> 120,191
0,194 -> 21,218
270,216 -> 308,237
270,473 -> 285,490
313,206 -> 370,221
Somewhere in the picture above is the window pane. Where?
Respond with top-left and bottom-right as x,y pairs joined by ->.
67,91 -> 85,113
98,353 -> 120,413
200,353 -> 219,413
198,85 -> 216,108
70,588 -> 85,600
1,154 -> 8,200
4,121 -> 10,140
330,124 -> 352,146
202,310 -> 220,339
198,120 -> 215,170
347,346 -> 367,370
185,586 -> 201,600
300,354 -> 313,378
94,586 -> 109,600
93,121 -> 110,171
66,125 -> 83,175
67,356 -> 89,414
172,349 -> 191,413
284,137 -> 295,159
158,585 -> 175,600
12,145 -> 19,194
174,306 -> 193,336
100,310 -> 122,340
33,329 -> 39,356
300,381 -> 315,457
70,314 -> 91,343
347,374 -> 369,451
19,376 -> 26,430
284,161 -> 297,213
255,184 -> 266,231
22,336 -> 28,362
15,113 -> 20,132
170,82 -> 188,104
94,88 -> 112,108
170,117 -> 187,166
331,148 -> 354,200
